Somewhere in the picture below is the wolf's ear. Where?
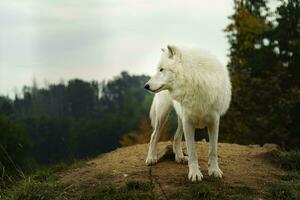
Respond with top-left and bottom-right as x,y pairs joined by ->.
167,45 -> 180,58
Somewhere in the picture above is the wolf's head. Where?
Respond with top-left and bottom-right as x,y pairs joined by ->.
144,45 -> 182,93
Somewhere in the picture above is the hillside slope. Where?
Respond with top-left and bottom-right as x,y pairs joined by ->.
59,141 -> 283,199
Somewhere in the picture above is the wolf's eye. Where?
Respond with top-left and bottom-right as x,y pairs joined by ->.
159,68 -> 164,72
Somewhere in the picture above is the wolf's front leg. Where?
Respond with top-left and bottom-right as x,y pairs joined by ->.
207,115 -> 223,178
182,116 -> 203,182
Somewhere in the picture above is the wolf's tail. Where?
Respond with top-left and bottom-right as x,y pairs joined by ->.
149,96 -> 156,128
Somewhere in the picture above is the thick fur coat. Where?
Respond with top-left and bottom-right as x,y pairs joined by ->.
144,45 -> 231,182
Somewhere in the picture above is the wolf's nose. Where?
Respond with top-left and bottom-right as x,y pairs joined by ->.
144,84 -> 150,90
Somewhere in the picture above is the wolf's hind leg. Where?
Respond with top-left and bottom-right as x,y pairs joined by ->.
146,92 -> 172,165
173,116 -> 188,164
207,115 -> 223,178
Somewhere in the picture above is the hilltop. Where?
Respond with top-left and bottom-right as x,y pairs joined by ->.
58,141 -> 286,199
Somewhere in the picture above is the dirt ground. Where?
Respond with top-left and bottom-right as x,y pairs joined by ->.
59,141 -> 283,199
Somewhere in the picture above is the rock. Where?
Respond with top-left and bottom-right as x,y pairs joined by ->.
249,144 -> 260,148
263,143 -> 280,151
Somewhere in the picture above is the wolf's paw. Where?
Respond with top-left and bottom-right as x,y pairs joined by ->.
175,155 -> 188,164
208,166 -> 223,178
188,168 -> 203,182
145,156 -> 158,166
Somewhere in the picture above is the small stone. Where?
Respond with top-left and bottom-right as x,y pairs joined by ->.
263,143 -> 280,151
249,144 -> 260,148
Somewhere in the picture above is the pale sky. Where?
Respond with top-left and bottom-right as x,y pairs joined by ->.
0,0 -> 234,96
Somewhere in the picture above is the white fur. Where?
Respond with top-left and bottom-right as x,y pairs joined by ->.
145,45 -> 231,182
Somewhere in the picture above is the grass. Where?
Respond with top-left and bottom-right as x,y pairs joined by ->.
271,150 -> 300,171
266,181 -> 300,200
2,178 -> 66,200
265,171 -> 300,200
280,171 -> 300,181
1,160 -> 87,200
168,177 -> 255,200
2,172 -> 256,200
31,160 -> 86,183
85,179 -> 256,200
265,150 -> 300,200
125,180 -> 154,191
83,180 -> 157,200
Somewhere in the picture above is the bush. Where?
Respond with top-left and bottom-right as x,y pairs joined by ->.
272,150 -> 300,171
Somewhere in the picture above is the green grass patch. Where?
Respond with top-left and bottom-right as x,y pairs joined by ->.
31,160 -> 86,183
190,184 -> 219,200
265,164 -> 300,200
280,171 -> 300,181
79,178 -> 256,200
2,178 -> 66,200
271,150 -> 300,171
168,177 -> 254,200
125,180 -> 154,191
1,160 -> 87,200
83,181 -> 157,200
227,194 -> 251,200
264,150 -> 300,199
266,181 -> 300,200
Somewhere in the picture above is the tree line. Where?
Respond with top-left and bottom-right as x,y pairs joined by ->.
0,72 -> 154,176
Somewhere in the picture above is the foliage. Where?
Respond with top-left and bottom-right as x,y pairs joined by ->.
120,118 -> 171,147
0,72 -> 152,178
271,150 -> 300,171
0,116 -> 31,179
222,0 -> 300,148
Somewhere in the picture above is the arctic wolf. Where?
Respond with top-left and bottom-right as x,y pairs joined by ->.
144,45 -> 231,182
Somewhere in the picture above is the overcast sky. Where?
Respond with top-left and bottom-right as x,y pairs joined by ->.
0,0 -> 234,96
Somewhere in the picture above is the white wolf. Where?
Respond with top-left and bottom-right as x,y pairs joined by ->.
144,45 -> 231,182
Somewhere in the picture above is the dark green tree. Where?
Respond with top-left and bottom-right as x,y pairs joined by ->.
0,116 -> 30,176
0,96 -> 14,115
223,0 -> 300,148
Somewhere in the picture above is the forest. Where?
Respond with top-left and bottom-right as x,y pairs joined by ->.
0,0 -> 299,183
